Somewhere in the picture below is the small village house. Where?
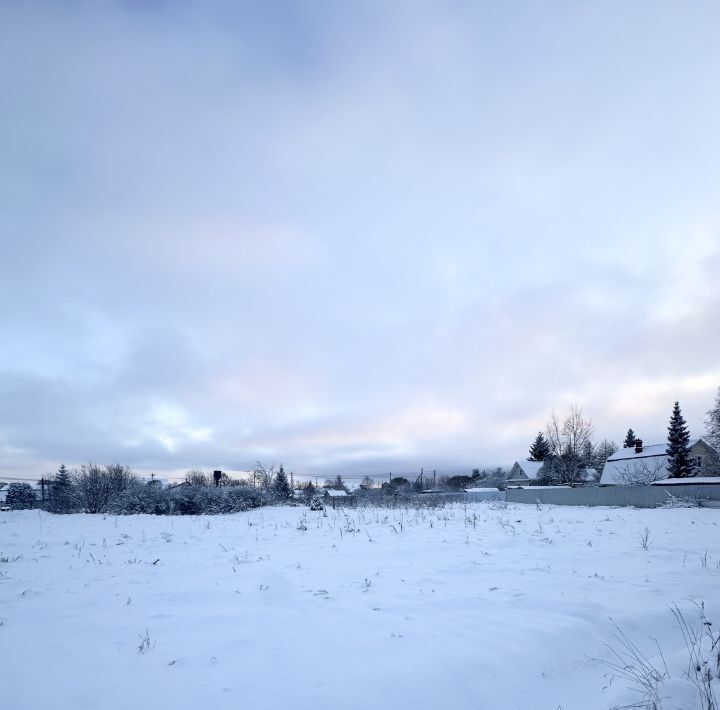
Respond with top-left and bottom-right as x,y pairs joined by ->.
507,460 -> 597,486
599,438 -> 719,485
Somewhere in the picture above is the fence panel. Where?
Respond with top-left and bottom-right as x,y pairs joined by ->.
505,485 -> 720,508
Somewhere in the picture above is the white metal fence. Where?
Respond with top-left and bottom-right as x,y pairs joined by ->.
505,484 -> 720,508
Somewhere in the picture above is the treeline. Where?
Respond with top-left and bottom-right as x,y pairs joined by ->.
2,463 -> 284,515
2,462 -> 512,514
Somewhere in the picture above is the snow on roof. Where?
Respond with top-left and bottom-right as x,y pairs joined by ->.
324,489 -> 348,497
607,440 -> 700,462
464,487 -> 502,493
511,460 -> 545,480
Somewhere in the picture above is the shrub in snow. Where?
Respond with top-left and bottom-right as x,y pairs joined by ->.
110,481 -> 170,515
309,496 -> 324,511
6,482 -> 37,510
663,492 -> 704,508
166,482 -> 263,515
167,483 -> 211,515
222,484 -> 262,512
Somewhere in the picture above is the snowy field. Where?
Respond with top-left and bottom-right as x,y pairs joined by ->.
1,503 -> 719,710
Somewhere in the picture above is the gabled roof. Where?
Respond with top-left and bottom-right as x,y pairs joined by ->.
511,460 -> 545,480
607,439 -> 700,462
324,489 -> 348,497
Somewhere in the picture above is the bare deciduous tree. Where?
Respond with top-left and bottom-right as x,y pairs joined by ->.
252,462 -> 276,491
73,463 -> 136,513
545,405 -> 595,484
185,469 -> 210,486
705,387 -> 720,453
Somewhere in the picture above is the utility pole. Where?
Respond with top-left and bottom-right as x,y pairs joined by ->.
40,477 -> 46,502
290,471 -> 294,489
433,470 -> 436,488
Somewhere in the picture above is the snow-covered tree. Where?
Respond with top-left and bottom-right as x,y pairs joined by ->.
666,402 -> 693,478
613,458 -> 668,485
272,465 -> 292,500
6,482 -> 37,510
544,405 -> 595,484
592,440 -> 618,475
252,462 -> 276,491
73,463 -> 136,513
705,387 -> 720,452
49,463 -> 76,513
528,432 -> 551,461
623,428 -> 638,448
185,469 -> 210,486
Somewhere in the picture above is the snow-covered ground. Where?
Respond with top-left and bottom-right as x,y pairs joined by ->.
1,503 -> 718,710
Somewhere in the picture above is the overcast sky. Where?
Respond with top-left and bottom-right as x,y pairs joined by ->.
1,1 -> 719,481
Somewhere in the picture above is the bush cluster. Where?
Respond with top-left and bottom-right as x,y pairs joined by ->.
6,463 -> 285,515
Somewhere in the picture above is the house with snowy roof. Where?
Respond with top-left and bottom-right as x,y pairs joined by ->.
599,438 -> 719,485
506,460 -> 546,486
323,488 -> 348,498
507,460 -> 597,486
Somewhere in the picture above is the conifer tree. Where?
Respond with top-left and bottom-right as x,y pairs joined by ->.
50,463 -> 75,512
528,432 -> 551,461
593,440 -> 618,473
304,481 -> 316,501
666,402 -> 693,478
272,465 -> 292,500
623,428 -> 637,448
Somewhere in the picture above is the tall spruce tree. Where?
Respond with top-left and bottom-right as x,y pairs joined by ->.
623,428 -> 637,448
666,401 -> 693,478
528,432 -> 551,461
50,463 -> 75,513
272,465 -> 292,500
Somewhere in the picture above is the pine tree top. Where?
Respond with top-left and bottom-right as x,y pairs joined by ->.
529,432 -> 550,461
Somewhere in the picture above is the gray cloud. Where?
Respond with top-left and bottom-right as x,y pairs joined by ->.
1,1 -> 720,480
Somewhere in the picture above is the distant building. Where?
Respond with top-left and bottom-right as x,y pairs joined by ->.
507,460 -> 597,486
323,489 -> 348,498
506,460 -> 545,486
